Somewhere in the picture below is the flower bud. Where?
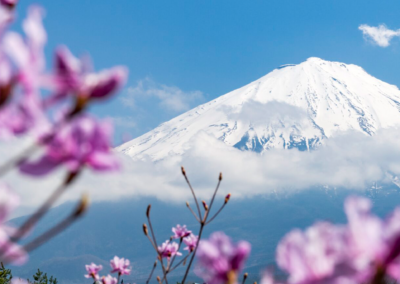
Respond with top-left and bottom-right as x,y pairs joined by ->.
143,224 -> 148,236
202,200 -> 208,211
146,204 -> 151,218
225,193 -> 231,204
244,273 -> 248,280
186,201 -> 189,207
74,194 -> 89,217
181,166 -> 186,176
156,276 -> 161,284
219,172 -> 223,181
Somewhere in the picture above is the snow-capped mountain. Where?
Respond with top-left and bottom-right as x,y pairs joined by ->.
117,57 -> 400,160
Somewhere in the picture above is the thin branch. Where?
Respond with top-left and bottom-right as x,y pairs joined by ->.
146,206 -> 169,284
23,194 -> 89,253
0,143 -> 38,177
146,259 -> 157,284
242,273 -> 248,284
208,173 -> 222,212
181,174 -> 224,284
169,253 -> 190,273
186,202 -> 200,222
181,167 -> 202,220
12,171 -> 80,242
206,203 -> 226,225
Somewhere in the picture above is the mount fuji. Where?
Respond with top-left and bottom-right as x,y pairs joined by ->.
117,58 -> 400,160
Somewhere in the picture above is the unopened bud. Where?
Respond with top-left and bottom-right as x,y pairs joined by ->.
225,193 -> 231,204
253,282 -> 257,284
181,166 -> 186,176
74,194 -> 89,217
156,276 -> 161,284
202,200 -> 208,211
143,224 -> 148,236
244,273 -> 248,279
153,260 -> 157,267
186,201 -> 189,207
219,172 -> 223,181
146,204 -> 151,218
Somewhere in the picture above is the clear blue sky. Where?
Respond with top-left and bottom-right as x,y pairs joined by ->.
14,0 -> 400,144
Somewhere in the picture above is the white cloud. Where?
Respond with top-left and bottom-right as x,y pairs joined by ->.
359,24 -> 400,47
5,127 -> 400,217
121,78 -> 205,112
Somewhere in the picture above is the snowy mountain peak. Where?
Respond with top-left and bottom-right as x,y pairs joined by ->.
117,58 -> 400,160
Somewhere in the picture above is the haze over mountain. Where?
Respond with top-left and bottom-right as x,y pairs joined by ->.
117,57 -> 400,160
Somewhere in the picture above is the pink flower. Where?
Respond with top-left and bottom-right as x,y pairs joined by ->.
85,263 -> 103,280
0,6 -> 49,138
276,222 -> 349,284
19,115 -> 119,176
0,0 -> 17,8
183,234 -> 198,252
101,275 -> 117,284
195,232 -> 251,284
11,279 -> 29,284
110,256 -> 131,275
158,241 -> 182,259
3,6 -> 47,95
80,66 -> 127,100
47,45 -> 127,107
172,224 -> 191,239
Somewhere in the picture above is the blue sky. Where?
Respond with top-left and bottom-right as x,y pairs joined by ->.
14,0 -> 400,144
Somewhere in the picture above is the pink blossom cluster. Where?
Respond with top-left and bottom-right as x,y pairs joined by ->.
196,231 -> 251,284
156,224 -> 199,259
0,1 -> 126,173
0,0 -> 126,267
85,256 -> 131,284
259,195 -> 400,284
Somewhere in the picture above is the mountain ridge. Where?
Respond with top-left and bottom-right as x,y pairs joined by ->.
117,57 -> 400,160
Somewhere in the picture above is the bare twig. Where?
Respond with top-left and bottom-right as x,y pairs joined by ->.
181,167 -> 202,220
23,194 -> 89,253
146,205 -> 169,284
242,272 -> 248,284
206,203 -> 226,225
146,260 -> 157,284
12,171 -> 80,242
181,173 -> 224,284
186,202 -> 200,222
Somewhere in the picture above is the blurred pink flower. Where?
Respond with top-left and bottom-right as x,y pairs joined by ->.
19,115 -> 119,176
110,256 -> 131,275
158,241 -> 182,259
0,0 -> 17,8
195,231 -> 251,284
101,275 -> 117,284
47,45 -> 127,107
3,6 -> 47,95
81,66 -> 127,100
85,263 -> 103,280
183,234 -> 198,252
11,279 -> 29,284
276,222 -> 349,284
172,224 -> 191,239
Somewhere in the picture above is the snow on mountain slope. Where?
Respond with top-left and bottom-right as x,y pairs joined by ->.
117,57 -> 400,160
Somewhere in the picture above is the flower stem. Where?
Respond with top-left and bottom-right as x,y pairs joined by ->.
12,171 -> 79,242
